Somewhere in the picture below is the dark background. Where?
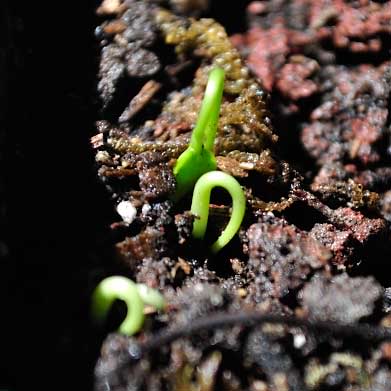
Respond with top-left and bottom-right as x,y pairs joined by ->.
2,1 -> 113,389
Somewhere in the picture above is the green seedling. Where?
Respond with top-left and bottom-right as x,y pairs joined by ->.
91,276 -> 165,336
173,67 -> 225,200
191,170 -> 246,253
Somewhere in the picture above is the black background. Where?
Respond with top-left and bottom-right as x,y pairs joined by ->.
2,1 -> 113,389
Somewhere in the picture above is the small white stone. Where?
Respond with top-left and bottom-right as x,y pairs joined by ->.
116,201 -> 137,224
210,294 -> 223,306
95,150 -> 110,163
141,203 -> 151,215
293,333 -> 306,349
239,162 -> 255,170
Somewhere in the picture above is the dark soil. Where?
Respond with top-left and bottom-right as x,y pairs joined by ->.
4,0 -> 391,390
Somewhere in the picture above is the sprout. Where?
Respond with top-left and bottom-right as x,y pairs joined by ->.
91,276 -> 165,336
173,67 -> 225,200
137,283 -> 166,310
191,171 -> 246,253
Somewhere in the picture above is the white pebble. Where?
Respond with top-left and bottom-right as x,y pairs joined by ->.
141,203 -> 151,215
116,201 -> 137,224
294,333 -> 306,349
239,162 -> 255,170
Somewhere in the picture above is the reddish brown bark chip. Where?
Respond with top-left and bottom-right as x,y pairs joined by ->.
96,0 -> 122,15
331,207 -> 386,244
90,133 -> 104,149
276,55 -> 320,101
119,80 -> 162,123
308,0 -> 391,53
246,26 -> 290,91
381,342 -> 391,361
247,1 -> 267,16
302,62 -> 391,166
116,227 -> 166,265
310,223 -> 353,267
292,189 -> 386,247
301,274 -> 382,324
247,214 -> 331,299
101,20 -> 127,36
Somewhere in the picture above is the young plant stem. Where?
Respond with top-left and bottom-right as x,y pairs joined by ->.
191,171 -> 246,253
137,283 -> 166,310
189,67 -> 224,153
173,67 -> 225,200
91,276 -> 165,336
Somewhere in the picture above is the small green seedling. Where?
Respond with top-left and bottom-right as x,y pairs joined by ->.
173,67 -> 225,200
191,170 -> 246,253
91,276 -> 166,336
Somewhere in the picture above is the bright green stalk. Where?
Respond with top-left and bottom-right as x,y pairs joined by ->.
173,67 -> 225,200
191,171 -> 246,253
91,276 -> 165,336
137,283 -> 166,311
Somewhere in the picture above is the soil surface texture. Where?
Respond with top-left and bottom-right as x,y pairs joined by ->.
89,1 -> 391,390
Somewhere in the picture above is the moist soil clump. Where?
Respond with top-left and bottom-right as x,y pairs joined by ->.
90,1 -> 391,390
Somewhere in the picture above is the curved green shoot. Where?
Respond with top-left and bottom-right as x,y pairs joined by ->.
191,171 -> 246,253
91,276 -> 165,336
137,283 -> 166,311
173,67 -> 225,200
